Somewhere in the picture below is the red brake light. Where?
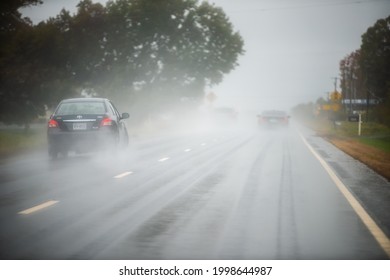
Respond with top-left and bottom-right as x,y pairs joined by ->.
48,119 -> 58,128
101,117 -> 113,126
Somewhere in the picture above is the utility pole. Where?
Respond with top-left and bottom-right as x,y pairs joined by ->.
332,77 -> 338,92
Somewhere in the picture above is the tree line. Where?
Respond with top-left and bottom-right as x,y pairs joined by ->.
293,15 -> 390,126
0,0 -> 244,128
339,15 -> 390,125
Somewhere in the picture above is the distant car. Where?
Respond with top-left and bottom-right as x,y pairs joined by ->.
47,98 -> 129,158
257,110 -> 290,128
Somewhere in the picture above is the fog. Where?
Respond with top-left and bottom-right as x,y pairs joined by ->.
3,111 -> 388,260
20,0 -> 390,116
206,0 -> 390,112
1,0 -> 388,262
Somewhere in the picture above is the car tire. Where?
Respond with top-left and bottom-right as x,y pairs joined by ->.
60,150 -> 68,158
109,132 -> 120,155
121,128 -> 129,149
49,147 -> 58,160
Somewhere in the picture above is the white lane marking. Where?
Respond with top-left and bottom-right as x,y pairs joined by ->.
114,171 -> 133,179
201,143 -> 207,146
300,133 -> 390,257
158,157 -> 170,162
184,148 -> 192,152
18,200 -> 59,215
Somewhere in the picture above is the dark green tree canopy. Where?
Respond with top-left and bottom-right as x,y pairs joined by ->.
338,16 -> 390,125
0,0 -> 42,33
68,0 -> 244,104
0,0 -> 244,126
339,50 -> 365,101
0,0 -> 45,127
360,15 -> 390,100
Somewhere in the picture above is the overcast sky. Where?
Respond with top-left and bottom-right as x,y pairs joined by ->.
20,0 -> 390,112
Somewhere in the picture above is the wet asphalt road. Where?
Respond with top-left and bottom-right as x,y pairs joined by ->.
0,123 -> 389,259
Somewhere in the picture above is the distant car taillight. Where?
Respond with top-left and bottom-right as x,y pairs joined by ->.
100,117 -> 113,126
48,119 -> 59,128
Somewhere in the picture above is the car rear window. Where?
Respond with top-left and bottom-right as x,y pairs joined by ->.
56,102 -> 106,115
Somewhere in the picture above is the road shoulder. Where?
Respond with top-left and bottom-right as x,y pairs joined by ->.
298,125 -> 390,240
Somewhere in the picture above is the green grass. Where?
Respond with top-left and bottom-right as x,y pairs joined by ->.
0,127 -> 46,156
300,117 -> 390,153
358,137 -> 390,153
334,121 -> 390,137
306,118 -> 390,137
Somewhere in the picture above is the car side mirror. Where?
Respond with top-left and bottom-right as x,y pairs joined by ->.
121,113 -> 130,119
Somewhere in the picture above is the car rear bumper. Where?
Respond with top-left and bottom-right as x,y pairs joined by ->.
47,129 -> 115,153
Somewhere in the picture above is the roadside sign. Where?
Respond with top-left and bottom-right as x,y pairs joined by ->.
348,114 -> 363,135
322,103 -> 341,111
348,115 -> 359,122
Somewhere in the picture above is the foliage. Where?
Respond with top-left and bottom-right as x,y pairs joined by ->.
339,50 -> 365,101
0,0 -> 42,34
338,16 -> 390,126
0,0 -> 46,128
0,0 -> 244,126
360,15 -> 390,101
69,0 -> 244,112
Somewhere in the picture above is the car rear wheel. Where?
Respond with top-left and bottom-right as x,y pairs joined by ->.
48,147 -> 58,159
121,128 -> 129,149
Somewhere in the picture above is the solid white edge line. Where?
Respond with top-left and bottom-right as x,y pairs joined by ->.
158,157 -> 170,162
299,132 -> 390,257
18,200 -> 59,215
114,171 -> 133,179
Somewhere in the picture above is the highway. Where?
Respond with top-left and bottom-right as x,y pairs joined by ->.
0,123 -> 389,259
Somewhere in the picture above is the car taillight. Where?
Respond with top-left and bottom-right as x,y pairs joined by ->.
48,119 -> 58,128
101,117 -> 113,126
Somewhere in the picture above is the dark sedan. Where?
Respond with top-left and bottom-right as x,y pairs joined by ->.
47,98 -> 129,158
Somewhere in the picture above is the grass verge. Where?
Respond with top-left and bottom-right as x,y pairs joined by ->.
0,127 -> 47,157
357,137 -> 390,153
302,117 -> 390,181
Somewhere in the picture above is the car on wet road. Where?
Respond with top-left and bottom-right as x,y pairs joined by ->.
47,98 -> 129,158
257,110 -> 290,128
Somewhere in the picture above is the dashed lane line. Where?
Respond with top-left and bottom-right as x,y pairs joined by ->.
113,171 -> 133,179
158,157 -> 170,162
300,132 -> 390,258
18,200 -> 59,215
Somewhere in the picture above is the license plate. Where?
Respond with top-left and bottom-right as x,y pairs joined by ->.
73,123 -> 87,130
